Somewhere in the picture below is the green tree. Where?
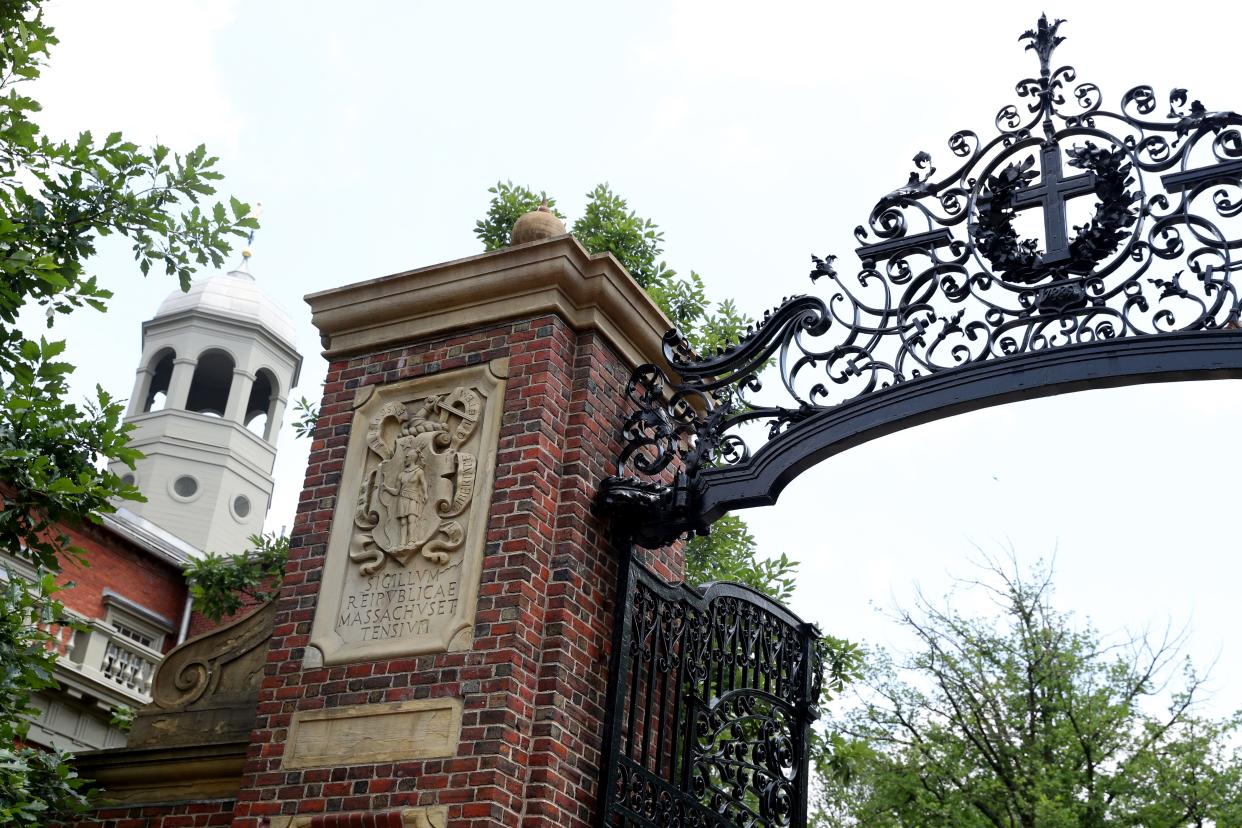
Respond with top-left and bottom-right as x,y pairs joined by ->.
0,1 -> 255,821
472,180 -> 562,252
0,571 -> 88,823
815,557 -> 1242,827
183,533 -> 289,624
475,181 -> 795,596
476,181 -> 750,357
683,515 -> 797,602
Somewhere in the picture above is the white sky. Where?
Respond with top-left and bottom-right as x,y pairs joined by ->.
31,1 -> 1242,716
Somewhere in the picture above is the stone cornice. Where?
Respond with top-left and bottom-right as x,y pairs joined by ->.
73,741 -> 248,805
305,235 -> 673,368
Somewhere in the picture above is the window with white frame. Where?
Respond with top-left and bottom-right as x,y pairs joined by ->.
101,590 -> 173,652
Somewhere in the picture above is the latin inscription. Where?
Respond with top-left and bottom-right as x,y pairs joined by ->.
336,567 -> 461,643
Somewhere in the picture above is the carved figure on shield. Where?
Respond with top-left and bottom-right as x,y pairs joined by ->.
351,387 -> 480,575
389,443 -> 428,547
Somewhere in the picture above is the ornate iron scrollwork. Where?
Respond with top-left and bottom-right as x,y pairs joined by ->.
601,16 -> 1242,546
600,560 -> 820,828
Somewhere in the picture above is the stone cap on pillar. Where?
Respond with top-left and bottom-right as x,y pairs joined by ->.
305,234 -> 673,368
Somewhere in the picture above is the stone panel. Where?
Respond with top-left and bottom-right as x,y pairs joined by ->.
283,699 -> 462,769
310,359 -> 507,664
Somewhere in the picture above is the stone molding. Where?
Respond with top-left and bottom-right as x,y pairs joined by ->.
127,601 -> 275,750
72,741 -> 248,805
305,234 -> 672,367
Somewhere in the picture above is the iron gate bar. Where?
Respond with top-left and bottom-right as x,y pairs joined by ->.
696,329 -> 1242,524
854,228 -> 955,262
1161,158 -> 1242,193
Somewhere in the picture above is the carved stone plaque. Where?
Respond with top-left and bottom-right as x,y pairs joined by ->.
310,359 -> 507,664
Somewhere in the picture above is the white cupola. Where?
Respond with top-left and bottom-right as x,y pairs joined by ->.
111,256 -> 303,556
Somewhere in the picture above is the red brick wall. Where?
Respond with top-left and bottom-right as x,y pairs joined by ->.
230,315 -> 683,828
57,520 -> 187,650
68,797 -> 235,827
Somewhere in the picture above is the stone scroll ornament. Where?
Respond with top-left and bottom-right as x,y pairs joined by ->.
349,388 -> 479,576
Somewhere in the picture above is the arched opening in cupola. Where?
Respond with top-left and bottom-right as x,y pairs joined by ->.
142,348 -> 176,412
185,349 -> 235,417
244,368 -> 278,439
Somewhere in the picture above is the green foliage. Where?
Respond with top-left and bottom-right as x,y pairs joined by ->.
570,183 -> 669,289
473,180 -> 562,251
476,181 -> 752,356
107,704 -> 134,733
184,533 -> 290,623
814,557 -> 1242,827
0,572 -> 88,823
0,741 -> 87,825
291,395 -> 320,439
684,515 -> 796,603
0,572 -> 63,746
648,270 -> 753,356
0,1 -> 253,817
0,0 -> 255,576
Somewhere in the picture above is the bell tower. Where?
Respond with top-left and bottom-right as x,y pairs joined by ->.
112,253 -> 302,555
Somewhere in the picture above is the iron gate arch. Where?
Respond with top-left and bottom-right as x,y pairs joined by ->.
600,14 -> 1242,828
601,15 -> 1242,547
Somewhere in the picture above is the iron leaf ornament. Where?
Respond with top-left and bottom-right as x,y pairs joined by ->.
602,16 -> 1242,547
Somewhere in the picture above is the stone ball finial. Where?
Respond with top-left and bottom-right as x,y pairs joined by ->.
510,203 -> 566,246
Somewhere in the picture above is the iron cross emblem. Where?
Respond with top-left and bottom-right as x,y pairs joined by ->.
1011,142 -> 1097,264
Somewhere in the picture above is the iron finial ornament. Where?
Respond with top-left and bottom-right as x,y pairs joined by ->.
1021,13 -> 1065,141
600,16 -> 1242,548
1022,14 -> 1064,71
234,200 -> 263,275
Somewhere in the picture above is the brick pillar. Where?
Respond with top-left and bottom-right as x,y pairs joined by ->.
231,236 -> 681,828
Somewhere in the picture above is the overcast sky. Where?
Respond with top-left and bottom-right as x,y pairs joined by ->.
32,1 -> 1242,716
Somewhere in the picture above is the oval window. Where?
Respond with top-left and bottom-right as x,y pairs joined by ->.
232,495 -> 251,518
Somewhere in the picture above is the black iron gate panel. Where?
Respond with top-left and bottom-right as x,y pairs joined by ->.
600,554 -> 821,828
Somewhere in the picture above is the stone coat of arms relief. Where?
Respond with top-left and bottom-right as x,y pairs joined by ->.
350,388 -> 479,575
309,360 -> 507,665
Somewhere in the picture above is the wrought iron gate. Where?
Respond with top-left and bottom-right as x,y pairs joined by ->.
600,553 -> 821,828
599,13 -> 1242,828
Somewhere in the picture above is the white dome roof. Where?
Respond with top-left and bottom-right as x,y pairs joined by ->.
154,266 -> 297,348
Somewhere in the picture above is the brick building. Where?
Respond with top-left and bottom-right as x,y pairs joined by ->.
5,508 -> 198,752
3,252 -> 302,753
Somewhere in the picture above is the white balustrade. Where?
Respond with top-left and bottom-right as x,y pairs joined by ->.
58,617 -> 163,703
99,635 -> 158,695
